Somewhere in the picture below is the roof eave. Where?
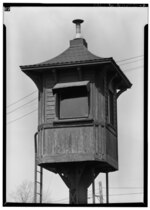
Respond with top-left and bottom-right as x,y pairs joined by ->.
20,58 -> 112,71
20,58 -> 132,90
110,58 -> 132,89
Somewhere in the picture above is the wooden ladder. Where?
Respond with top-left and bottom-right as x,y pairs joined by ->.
34,132 -> 43,203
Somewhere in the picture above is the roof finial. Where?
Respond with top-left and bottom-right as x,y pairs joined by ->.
73,19 -> 84,39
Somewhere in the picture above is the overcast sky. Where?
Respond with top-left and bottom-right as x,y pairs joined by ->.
4,5 -> 148,204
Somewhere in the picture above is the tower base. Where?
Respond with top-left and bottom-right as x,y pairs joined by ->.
57,162 -> 99,204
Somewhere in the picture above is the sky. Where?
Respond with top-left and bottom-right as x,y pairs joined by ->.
4,5 -> 148,204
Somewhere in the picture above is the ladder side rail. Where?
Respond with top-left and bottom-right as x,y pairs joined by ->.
40,166 -> 43,203
34,132 -> 38,203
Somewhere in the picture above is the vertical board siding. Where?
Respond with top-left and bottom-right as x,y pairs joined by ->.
43,127 -> 94,156
114,93 -> 117,130
39,89 -> 45,125
38,91 -> 41,125
58,70 -> 78,83
106,130 -> 118,161
38,130 -> 43,156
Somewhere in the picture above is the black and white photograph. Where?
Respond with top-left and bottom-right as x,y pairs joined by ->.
3,3 -> 148,206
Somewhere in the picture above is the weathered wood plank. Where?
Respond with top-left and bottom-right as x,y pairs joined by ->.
39,153 -> 95,163
43,126 -> 94,157
58,70 -> 78,83
106,129 -> 118,161
46,115 -> 55,119
46,92 -> 53,98
46,101 -> 55,106
46,106 -> 55,110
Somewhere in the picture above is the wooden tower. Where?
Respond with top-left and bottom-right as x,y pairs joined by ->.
20,19 -> 132,204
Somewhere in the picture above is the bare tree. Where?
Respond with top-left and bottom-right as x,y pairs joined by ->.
10,180 -> 51,203
10,180 -> 33,203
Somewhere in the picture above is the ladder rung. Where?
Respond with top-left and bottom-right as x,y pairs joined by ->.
36,192 -> 41,195
37,170 -> 42,173
36,181 -> 41,184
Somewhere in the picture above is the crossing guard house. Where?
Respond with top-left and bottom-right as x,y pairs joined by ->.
20,19 -> 132,204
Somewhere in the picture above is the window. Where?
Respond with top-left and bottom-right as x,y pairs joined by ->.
107,90 -> 115,126
53,81 -> 90,120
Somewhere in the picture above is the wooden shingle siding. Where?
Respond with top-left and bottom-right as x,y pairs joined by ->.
45,91 -> 55,122
44,74 -> 56,123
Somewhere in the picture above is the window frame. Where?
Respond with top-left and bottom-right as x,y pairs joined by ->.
52,81 -> 91,121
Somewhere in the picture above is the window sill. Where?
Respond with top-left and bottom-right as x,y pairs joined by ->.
53,118 -> 94,126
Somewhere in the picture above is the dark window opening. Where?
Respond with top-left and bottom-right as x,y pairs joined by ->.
58,87 -> 89,119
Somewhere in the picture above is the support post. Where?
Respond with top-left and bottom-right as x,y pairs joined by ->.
40,166 -> 43,203
34,132 -> 38,203
99,181 -> 103,203
106,172 -> 109,204
92,170 -> 95,204
69,166 -> 88,204
59,164 -> 99,205
69,184 -> 88,204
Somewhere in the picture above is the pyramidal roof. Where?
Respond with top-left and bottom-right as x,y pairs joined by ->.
39,38 -> 105,65
21,19 -> 111,69
20,19 -> 132,89
21,37 -> 110,69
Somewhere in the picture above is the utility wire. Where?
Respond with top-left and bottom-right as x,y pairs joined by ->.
53,192 -> 143,203
54,187 -> 143,203
95,192 -> 143,197
116,55 -> 143,63
6,55 -> 143,110
123,65 -> 143,72
7,90 -> 37,108
7,63 -> 143,124
7,108 -> 37,125
7,97 -> 37,115
6,64 -> 142,124
89,186 -> 143,193
106,192 -> 143,197
118,58 -> 143,66
88,192 -> 143,200
52,197 -> 69,203
6,57 -> 144,124
101,187 -> 143,189
88,186 -> 143,197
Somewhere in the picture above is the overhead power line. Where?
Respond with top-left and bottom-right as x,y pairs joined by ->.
7,109 -> 37,125
123,65 -> 143,72
53,191 -> 143,203
6,55 -> 144,110
116,55 -> 143,63
7,90 -> 37,108
6,55 -> 144,124
52,197 -> 69,203
102,187 -> 143,189
6,65 -> 143,124
118,58 -> 143,66
96,192 -> 143,197
7,97 -> 37,115
88,192 -> 143,200
88,186 -> 143,196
